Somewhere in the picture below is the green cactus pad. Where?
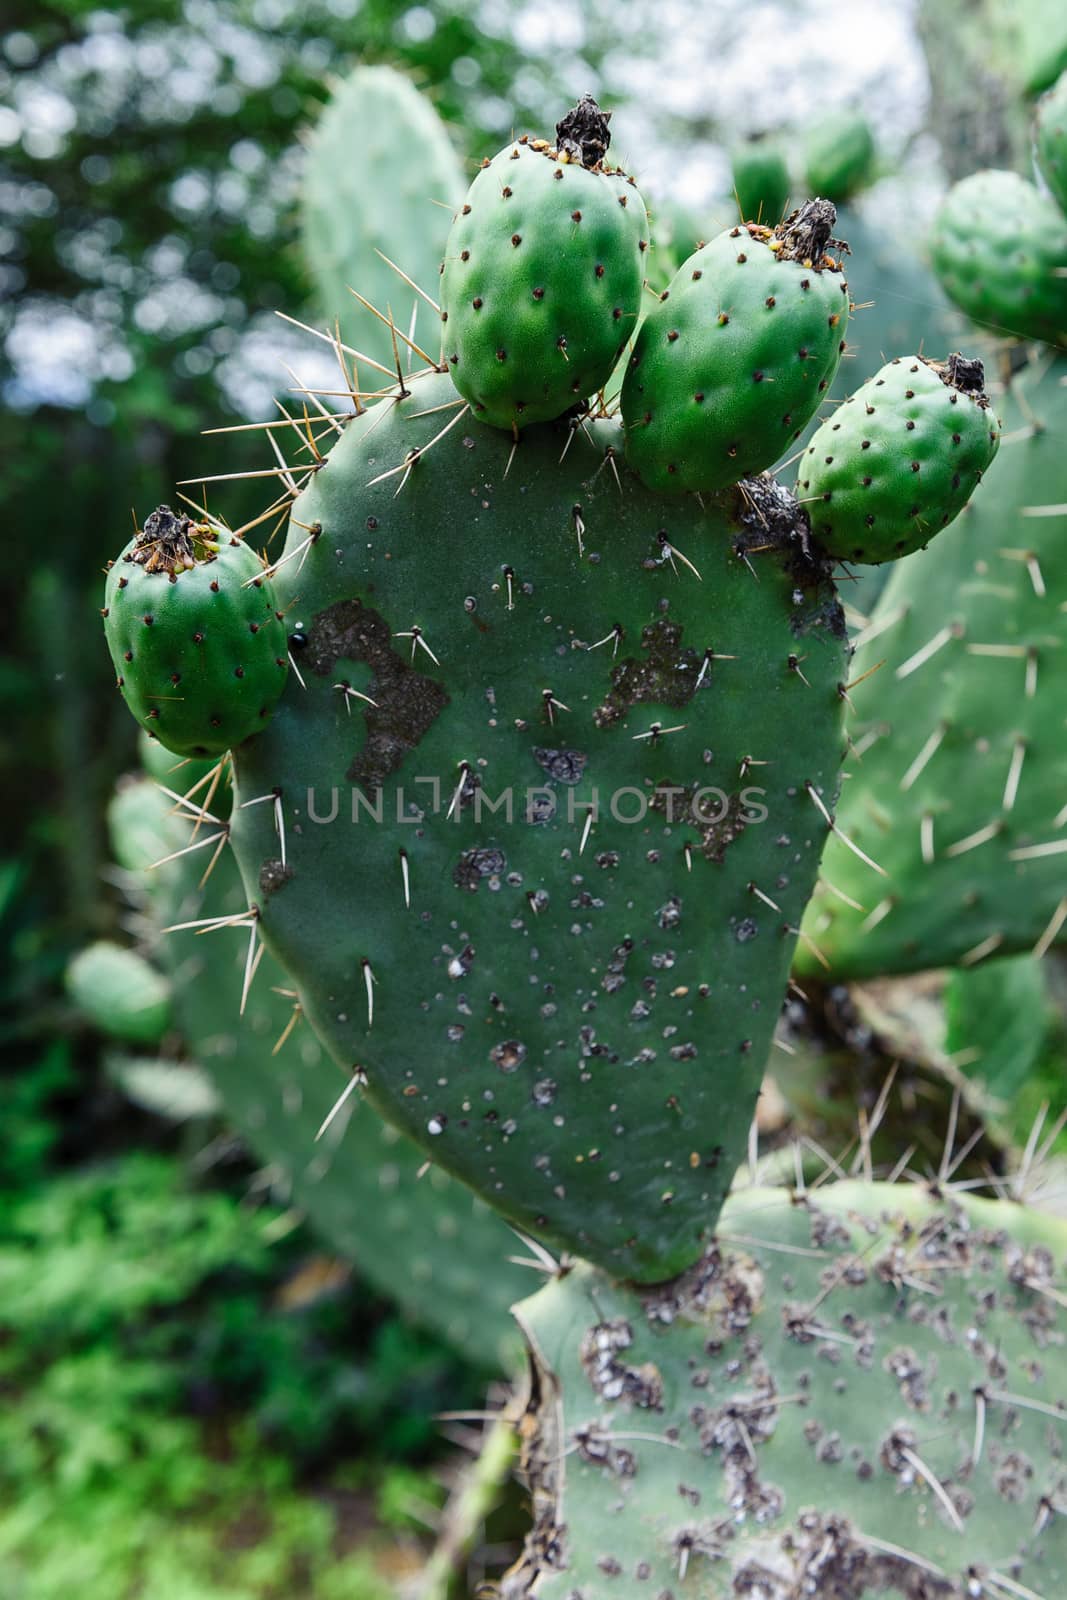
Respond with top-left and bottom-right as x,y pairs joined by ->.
103,506 -> 289,757
1036,71 -> 1067,217
440,100 -> 649,430
503,1181 -> 1067,1598
301,65 -> 464,367
622,202 -> 850,495
66,939 -> 172,1045
108,773 -> 526,1370
803,111 -> 876,201
799,355 -> 1067,978
731,138 -> 791,225
223,367 -> 849,1284
1016,0 -> 1067,96
930,170 -> 1067,348
799,353 -> 1001,564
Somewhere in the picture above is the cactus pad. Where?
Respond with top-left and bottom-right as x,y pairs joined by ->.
301,65 -> 464,367
622,203 -> 850,495
1036,71 -> 1067,217
66,940 -> 172,1045
799,353 -> 1001,563
930,170 -> 1067,348
440,100 -> 648,430
223,367 -> 849,1283
503,1181 -> 1067,1598
800,356 -> 1067,978
103,507 -> 289,756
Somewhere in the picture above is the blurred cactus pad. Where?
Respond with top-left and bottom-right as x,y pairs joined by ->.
301,64 -> 464,365
107,770 -> 525,1370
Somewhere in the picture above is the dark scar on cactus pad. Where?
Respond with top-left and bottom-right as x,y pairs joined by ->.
650,782 -> 751,863
593,617 -> 704,728
259,859 -> 293,897
304,599 -> 449,790
733,477 -> 847,639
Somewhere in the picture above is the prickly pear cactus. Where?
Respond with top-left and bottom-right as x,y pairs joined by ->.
930,170 -> 1067,347
799,353 -> 1001,563
103,507 -> 288,756
622,202 -> 850,495
440,98 -> 648,429
219,364 -> 850,1285
803,111 -> 876,201
800,356 -> 1067,978
502,1181 -> 1067,1598
1036,71 -> 1067,216
107,772 -> 525,1370
301,65 -> 465,367
730,137 -> 791,224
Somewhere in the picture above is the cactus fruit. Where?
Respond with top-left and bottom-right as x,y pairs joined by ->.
799,356 -> 1067,978
439,98 -> 649,430
803,110 -> 876,201
66,940 -> 172,1045
1035,71 -> 1067,215
102,506 -> 289,757
502,1180 -> 1067,1598
730,137 -> 791,224
107,772 -> 526,1370
301,65 -> 464,369
930,170 -> 1067,347
799,353 -> 1001,563
218,363 -> 850,1285
622,202 -> 850,495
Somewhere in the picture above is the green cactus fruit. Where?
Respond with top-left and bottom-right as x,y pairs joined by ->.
730,136 -> 791,224
103,506 -> 289,757
799,355 -> 1067,978
109,773 -> 526,1370
440,97 -> 649,430
1035,71 -> 1067,216
622,201 -> 850,495
803,110 -> 876,200
503,1180 -> 1067,1598
930,170 -> 1067,347
222,366 -> 849,1284
799,353 -> 1001,564
301,65 -> 465,368
66,940 -> 172,1045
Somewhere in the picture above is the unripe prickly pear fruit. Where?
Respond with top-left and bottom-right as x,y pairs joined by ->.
622,200 -> 850,494
103,506 -> 289,757
730,135 -> 790,223
930,169 -> 1067,347
440,96 -> 649,429
798,352 -> 1001,562
1036,70 -> 1067,216
803,110 -> 876,200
